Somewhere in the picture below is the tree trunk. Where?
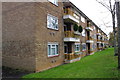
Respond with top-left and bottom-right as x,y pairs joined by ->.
112,14 -> 117,56
116,1 -> 120,69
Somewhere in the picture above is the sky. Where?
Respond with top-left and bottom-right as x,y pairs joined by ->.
69,0 -> 113,35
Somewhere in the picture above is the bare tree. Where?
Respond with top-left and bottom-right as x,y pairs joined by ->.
116,1 -> 120,69
96,0 -> 118,56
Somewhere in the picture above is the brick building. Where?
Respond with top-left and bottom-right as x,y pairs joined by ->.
2,1 -> 108,72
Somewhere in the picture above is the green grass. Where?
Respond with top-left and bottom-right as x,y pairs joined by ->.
23,48 -> 119,78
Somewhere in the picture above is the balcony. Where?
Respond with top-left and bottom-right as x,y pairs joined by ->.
101,39 -> 104,42
86,36 -> 94,43
88,49 -> 94,55
97,33 -> 101,35
97,48 -> 101,50
97,39 -> 101,43
85,27 -> 93,31
97,42 -> 101,44
64,31 -> 80,42
63,8 -> 79,23
65,53 -> 81,63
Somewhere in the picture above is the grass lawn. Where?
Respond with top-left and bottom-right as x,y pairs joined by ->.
23,48 -> 119,78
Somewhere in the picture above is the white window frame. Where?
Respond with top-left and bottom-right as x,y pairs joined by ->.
47,14 -> 58,30
74,43 -> 80,52
48,0 -> 58,6
94,34 -> 96,39
48,42 -> 59,57
81,16 -> 85,23
82,43 -> 86,51
92,44 -> 96,50
73,13 -> 80,20
98,36 -> 101,40
82,29 -> 86,37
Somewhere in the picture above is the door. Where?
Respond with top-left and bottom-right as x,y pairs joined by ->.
87,43 -> 90,54
64,44 -> 68,54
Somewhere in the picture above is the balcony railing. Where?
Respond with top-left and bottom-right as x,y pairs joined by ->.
64,31 -> 79,38
86,27 -> 93,31
64,8 -> 80,20
64,8 -> 74,16
97,47 -> 103,50
87,36 -> 93,40
97,39 -> 101,42
97,33 -> 101,35
88,50 -> 94,54
65,53 -> 80,60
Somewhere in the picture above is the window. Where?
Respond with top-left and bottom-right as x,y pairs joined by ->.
98,29 -> 100,32
99,43 -> 101,48
48,0 -> 58,6
82,43 -> 86,51
82,29 -> 85,36
73,13 -> 79,20
93,34 -> 96,39
102,37 -> 104,41
81,16 -> 85,23
92,44 -> 96,49
47,14 -> 58,30
48,43 -> 59,57
74,43 -> 80,52
98,36 -> 101,40
103,43 -> 104,47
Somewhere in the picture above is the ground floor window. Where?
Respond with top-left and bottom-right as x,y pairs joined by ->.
99,43 -> 102,48
64,44 -> 68,54
102,43 -> 104,47
75,43 -> 80,52
48,42 -> 59,57
92,43 -> 96,49
82,43 -> 86,51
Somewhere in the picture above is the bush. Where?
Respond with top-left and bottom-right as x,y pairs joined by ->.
78,25 -> 83,33
73,24 -> 78,31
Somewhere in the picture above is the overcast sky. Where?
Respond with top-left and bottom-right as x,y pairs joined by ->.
69,0 -> 114,35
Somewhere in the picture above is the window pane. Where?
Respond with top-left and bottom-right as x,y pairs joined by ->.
48,43 -> 59,56
56,45 -> 58,55
75,44 -> 80,52
54,19 -> 58,29
48,45 -> 51,55
52,45 -> 55,48
82,29 -> 85,36
77,47 -> 79,51
52,48 -> 56,55
82,44 -> 86,50
77,45 -> 80,51
81,16 -> 85,23
47,14 -> 58,30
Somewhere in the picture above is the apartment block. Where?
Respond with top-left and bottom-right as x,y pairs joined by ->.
2,1 -> 108,72
3,2 -> 64,72
63,2 -> 108,63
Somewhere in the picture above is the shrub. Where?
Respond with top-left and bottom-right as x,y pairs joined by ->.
78,25 -> 83,33
73,24 -> 78,31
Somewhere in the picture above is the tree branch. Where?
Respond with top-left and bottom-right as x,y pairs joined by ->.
96,0 -> 111,12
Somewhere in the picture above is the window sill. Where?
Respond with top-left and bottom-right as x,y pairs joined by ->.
74,51 -> 80,53
47,27 -> 59,31
48,55 -> 59,58
82,50 -> 86,52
